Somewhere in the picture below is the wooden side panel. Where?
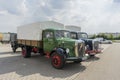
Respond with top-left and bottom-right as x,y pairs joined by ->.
0,33 -> 3,41
22,40 -> 26,44
31,40 -> 38,47
18,39 -> 43,48
26,40 -> 31,45
18,40 -> 21,44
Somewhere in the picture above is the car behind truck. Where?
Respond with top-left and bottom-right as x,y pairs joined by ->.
12,21 -> 86,69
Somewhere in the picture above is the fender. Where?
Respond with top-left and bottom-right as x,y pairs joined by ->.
50,48 -> 66,57
56,48 -> 65,55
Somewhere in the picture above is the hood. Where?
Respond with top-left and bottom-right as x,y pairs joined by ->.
57,37 -> 84,43
56,38 -> 84,48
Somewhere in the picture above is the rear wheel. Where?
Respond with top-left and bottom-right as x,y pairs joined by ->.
12,47 -> 16,53
22,46 -> 31,58
11,41 -> 18,53
51,52 -> 65,69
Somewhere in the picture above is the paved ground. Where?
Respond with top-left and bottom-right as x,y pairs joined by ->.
0,43 -> 116,80
75,43 -> 120,80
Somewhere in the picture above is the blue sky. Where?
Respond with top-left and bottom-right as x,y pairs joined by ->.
0,0 -> 120,34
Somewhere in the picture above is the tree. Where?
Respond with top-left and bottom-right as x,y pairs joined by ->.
96,33 -> 107,39
117,35 -> 120,40
108,34 -> 114,40
90,34 -> 96,39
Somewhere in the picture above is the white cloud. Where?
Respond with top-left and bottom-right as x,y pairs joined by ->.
0,10 -> 8,15
17,0 -> 28,16
0,0 -> 120,33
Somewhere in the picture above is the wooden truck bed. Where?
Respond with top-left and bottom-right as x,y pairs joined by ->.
18,39 -> 43,48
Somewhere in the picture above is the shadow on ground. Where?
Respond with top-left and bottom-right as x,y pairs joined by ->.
0,52 -> 86,78
84,56 -> 100,62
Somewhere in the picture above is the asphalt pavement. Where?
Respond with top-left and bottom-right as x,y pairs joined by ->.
75,43 -> 120,80
0,43 -> 119,80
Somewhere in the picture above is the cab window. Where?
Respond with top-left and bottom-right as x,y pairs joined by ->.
70,33 -> 77,39
44,31 -> 53,38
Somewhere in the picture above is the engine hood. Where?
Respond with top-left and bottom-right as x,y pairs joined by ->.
57,38 -> 84,43
56,38 -> 84,57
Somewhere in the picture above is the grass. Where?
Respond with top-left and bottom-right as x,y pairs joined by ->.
112,40 -> 120,43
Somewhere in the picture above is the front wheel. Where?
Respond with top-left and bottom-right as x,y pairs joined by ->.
51,52 -> 65,69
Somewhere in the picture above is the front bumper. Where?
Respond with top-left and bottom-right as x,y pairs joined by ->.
85,49 -> 102,54
66,56 -> 88,61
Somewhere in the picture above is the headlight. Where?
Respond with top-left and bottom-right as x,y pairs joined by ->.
66,48 -> 70,53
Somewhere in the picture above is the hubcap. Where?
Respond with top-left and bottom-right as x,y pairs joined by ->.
52,55 -> 61,67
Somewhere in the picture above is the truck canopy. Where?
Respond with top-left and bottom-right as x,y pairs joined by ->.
17,21 -> 65,40
65,25 -> 81,32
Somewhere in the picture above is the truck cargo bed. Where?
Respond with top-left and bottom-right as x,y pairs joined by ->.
18,39 -> 43,48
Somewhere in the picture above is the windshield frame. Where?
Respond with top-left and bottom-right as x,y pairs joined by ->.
78,32 -> 88,39
55,30 -> 71,39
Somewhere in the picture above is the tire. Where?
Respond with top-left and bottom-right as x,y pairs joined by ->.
12,47 -> 16,53
39,49 -> 45,56
51,52 -> 65,69
22,46 -> 31,58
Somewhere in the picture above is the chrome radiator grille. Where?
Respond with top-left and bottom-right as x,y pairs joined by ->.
93,41 -> 99,50
75,42 -> 85,57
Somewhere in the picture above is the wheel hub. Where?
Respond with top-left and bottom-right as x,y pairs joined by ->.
52,56 -> 61,67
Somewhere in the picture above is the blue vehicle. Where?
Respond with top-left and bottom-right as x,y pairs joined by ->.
70,32 -> 101,56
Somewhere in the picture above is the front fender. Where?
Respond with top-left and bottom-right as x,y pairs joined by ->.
56,48 -> 65,55
50,48 -> 66,58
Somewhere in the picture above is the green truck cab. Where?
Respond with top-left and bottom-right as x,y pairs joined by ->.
43,29 -> 86,68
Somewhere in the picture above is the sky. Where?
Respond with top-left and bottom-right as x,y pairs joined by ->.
0,0 -> 120,34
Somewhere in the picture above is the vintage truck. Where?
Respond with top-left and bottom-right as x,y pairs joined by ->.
0,33 -> 10,43
11,21 -> 86,69
0,32 -> 16,44
65,25 -> 101,56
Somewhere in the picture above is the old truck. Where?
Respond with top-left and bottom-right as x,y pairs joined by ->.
0,33 -> 10,43
0,32 -> 17,44
65,25 -> 101,56
11,21 -> 86,69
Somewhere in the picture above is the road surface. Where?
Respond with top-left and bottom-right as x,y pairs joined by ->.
0,43 -> 119,80
75,43 -> 120,80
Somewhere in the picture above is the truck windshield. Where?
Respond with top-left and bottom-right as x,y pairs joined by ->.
70,32 -> 77,39
55,30 -> 70,38
78,33 -> 88,39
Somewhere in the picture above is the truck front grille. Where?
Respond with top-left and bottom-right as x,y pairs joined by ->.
75,43 -> 85,57
93,41 -> 99,50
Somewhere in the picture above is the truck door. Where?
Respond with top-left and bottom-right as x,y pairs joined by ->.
43,31 -> 55,53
